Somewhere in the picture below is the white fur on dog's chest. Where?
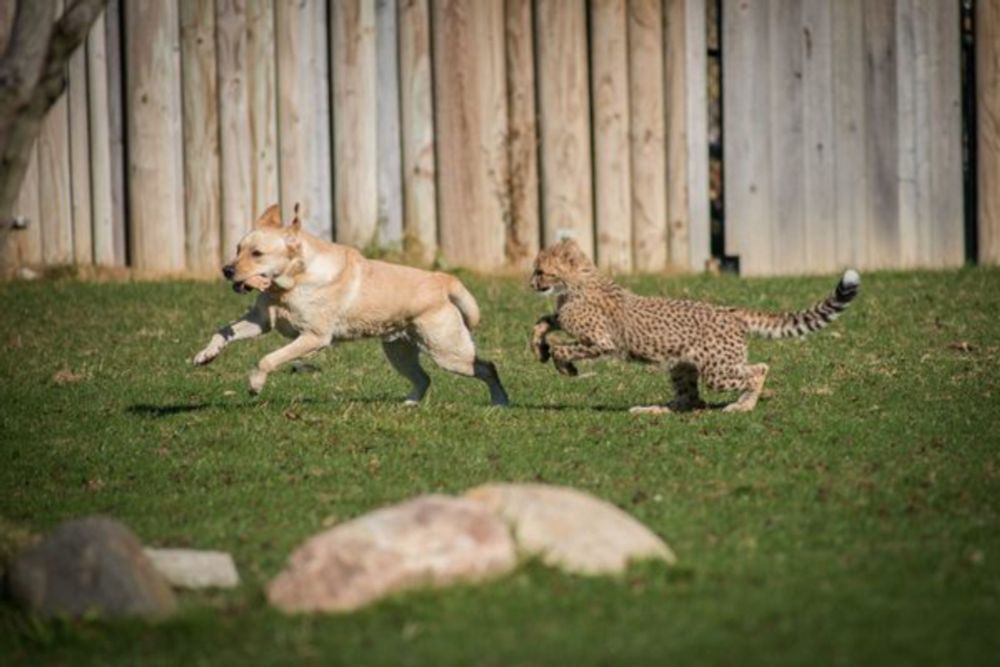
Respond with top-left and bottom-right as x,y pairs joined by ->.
275,266 -> 364,340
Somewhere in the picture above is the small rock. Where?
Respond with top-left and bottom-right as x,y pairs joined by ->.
16,267 -> 39,281
144,548 -> 240,589
268,495 -> 517,613
465,483 -> 676,575
7,517 -> 176,618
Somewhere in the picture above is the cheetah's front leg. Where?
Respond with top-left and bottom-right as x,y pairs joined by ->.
549,341 -> 611,377
531,315 -> 559,363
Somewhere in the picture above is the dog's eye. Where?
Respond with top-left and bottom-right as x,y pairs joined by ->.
251,250 -> 263,258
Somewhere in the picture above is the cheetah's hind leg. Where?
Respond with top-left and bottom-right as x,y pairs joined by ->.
628,362 -> 706,415
665,362 -> 707,412
721,363 -> 769,413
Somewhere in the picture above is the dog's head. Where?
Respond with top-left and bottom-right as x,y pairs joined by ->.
222,204 -> 303,293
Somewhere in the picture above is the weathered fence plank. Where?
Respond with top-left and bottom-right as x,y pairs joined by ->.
217,0 -> 278,253
831,0 -> 866,269
399,0 -> 437,264
666,0 -> 709,272
376,0 -> 403,247
38,102 -> 73,265
894,0 -> 925,267
68,43 -> 92,265
276,0 -> 332,238
722,0 -> 771,274
38,0 -> 74,266
862,0 -> 900,270
181,0 -> 221,273
125,0 -> 186,272
980,0 -> 1000,264
105,0 -> 128,265
432,0 -> 508,269
927,0 -> 963,267
216,0 -> 254,254
332,0 -> 379,249
536,0 -> 594,257
682,0 -> 710,272
801,0 -> 836,273
504,0 -> 540,268
591,0 -> 632,272
629,0 -> 665,272
247,0 -> 279,217
768,0 -> 805,275
87,10 -> 115,266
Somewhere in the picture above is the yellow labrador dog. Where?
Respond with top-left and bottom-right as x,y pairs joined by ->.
193,205 -> 509,406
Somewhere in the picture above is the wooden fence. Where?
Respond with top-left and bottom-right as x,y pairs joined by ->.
721,0 -> 989,276
1,0 -> 997,277
0,0 -> 710,276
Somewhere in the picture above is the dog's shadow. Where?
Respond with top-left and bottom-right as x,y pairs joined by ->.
127,403 -> 216,418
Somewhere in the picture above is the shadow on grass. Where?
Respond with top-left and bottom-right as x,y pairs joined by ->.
126,397 -> 733,417
510,401 -> 732,413
127,403 -> 216,418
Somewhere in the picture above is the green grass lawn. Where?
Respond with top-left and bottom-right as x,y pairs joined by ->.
1,268 -> 999,666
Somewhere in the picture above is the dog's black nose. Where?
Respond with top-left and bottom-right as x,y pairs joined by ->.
222,265 -> 235,280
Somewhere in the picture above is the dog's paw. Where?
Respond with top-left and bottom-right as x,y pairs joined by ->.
193,346 -> 220,366
248,368 -> 268,395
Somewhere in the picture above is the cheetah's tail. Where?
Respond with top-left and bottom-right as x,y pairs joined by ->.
738,269 -> 860,339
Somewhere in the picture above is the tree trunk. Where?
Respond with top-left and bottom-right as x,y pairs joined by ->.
0,0 -> 107,226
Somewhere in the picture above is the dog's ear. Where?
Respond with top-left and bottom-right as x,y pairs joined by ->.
285,204 -> 302,253
254,204 -> 283,230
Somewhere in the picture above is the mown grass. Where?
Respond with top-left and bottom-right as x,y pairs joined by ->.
1,268 -> 998,666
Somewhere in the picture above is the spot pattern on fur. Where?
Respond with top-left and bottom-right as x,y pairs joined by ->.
529,239 -> 859,412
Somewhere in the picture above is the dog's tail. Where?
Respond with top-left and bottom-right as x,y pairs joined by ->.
447,277 -> 481,329
736,269 -> 860,339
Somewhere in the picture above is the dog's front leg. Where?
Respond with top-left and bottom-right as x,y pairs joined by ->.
531,315 -> 559,363
193,303 -> 271,366
248,333 -> 328,395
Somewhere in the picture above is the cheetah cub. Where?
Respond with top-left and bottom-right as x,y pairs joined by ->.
529,239 -> 859,413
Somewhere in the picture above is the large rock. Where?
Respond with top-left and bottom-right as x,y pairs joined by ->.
268,495 -> 517,613
7,517 -> 177,618
144,548 -> 240,589
465,483 -> 675,575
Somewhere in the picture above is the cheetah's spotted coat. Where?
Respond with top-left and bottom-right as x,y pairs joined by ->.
529,239 -> 860,413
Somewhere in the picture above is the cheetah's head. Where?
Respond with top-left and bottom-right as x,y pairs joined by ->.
530,238 -> 596,295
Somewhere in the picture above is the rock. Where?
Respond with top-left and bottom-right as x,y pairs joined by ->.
7,517 -> 177,619
268,495 -> 517,613
465,483 -> 676,575
0,519 -> 37,582
144,548 -> 240,589
16,267 -> 39,281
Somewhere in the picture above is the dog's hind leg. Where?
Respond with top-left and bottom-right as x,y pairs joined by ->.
382,337 -> 430,405
417,306 -> 509,407
473,357 -> 510,407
